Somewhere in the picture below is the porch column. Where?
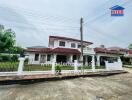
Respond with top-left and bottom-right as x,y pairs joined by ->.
53,54 -> 57,62
70,55 -> 73,63
45,54 -> 47,63
97,55 -> 100,66
85,55 -> 88,66
92,55 -> 95,72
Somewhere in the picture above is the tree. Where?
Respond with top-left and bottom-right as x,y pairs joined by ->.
0,25 -> 16,52
128,44 -> 132,50
9,46 -> 24,54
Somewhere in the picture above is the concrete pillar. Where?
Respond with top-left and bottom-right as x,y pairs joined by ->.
97,55 -> 100,66
51,54 -> 56,74
85,55 -> 88,66
74,60 -> 78,72
52,61 -> 55,74
92,55 -> 95,72
45,54 -> 47,63
70,55 -> 73,62
17,57 -> 25,75
53,54 -> 57,62
118,57 -> 121,62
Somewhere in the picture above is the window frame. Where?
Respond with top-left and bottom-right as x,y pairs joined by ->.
47,54 -> 51,61
34,54 -> 39,61
71,43 -> 76,48
59,41 -> 66,47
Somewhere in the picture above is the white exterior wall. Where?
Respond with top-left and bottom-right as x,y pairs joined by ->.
27,53 -> 53,65
28,53 -> 40,64
54,40 -> 59,48
50,39 -> 88,49
105,58 -> 123,70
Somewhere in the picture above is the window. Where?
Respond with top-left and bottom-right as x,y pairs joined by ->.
59,41 -> 65,47
78,45 -> 81,48
34,54 -> 39,61
73,55 -> 77,62
47,55 -> 51,61
71,43 -> 76,48
78,44 -> 85,48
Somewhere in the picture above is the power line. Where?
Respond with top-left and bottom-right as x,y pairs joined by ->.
82,0 -> 132,45
84,0 -> 132,25
26,19 -> 80,29
10,6 -> 79,24
2,5 -> 80,29
0,19 -> 80,32
84,25 -> 129,45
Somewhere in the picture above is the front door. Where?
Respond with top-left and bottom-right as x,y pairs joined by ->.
57,55 -> 67,63
40,55 -> 46,63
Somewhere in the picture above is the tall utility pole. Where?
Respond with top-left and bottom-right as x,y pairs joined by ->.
80,17 -> 84,73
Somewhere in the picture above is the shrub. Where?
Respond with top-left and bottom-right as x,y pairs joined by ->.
24,58 -> 29,63
11,55 -> 18,61
0,54 -> 18,62
0,54 -> 11,61
55,64 -> 62,75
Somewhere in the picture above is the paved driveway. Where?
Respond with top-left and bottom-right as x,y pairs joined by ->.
0,69 -> 132,100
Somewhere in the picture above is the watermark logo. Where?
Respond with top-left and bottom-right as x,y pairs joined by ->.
110,5 -> 125,16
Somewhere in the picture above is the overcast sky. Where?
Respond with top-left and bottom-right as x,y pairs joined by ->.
0,0 -> 131,48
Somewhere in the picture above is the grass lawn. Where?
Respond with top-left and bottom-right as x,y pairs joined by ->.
24,64 -> 52,71
0,62 -> 19,71
0,62 -> 106,72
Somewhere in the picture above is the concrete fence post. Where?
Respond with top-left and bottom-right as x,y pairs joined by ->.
92,55 -> 95,72
74,60 -> 78,72
17,57 -> 25,75
105,61 -> 109,71
52,60 -> 56,74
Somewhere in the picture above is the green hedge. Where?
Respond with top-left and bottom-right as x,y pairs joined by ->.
0,54 -> 19,62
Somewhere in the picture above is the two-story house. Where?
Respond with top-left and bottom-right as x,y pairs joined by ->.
25,36 -> 95,65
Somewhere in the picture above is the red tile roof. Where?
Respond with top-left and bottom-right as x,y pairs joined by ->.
25,47 -> 81,55
107,47 -> 128,52
128,50 -> 132,54
49,36 -> 93,45
94,47 -> 123,55
52,48 -> 81,55
25,48 -> 52,53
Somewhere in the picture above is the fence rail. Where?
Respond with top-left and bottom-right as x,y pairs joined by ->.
0,62 -> 18,72
0,57 -> 109,76
24,63 -> 52,71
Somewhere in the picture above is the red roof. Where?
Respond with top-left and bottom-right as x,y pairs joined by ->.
52,48 -> 81,55
128,50 -> 132,54
25,47 -> 81,55
25,48 -> 52,53
107,47 -> 128,52
49,36 -> 93,45
94,47 -> 123,55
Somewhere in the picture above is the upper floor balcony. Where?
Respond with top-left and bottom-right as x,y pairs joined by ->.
78,47 -> 95,55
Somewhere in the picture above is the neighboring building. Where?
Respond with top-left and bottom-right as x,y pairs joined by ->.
94,47 -> 123,66
106,47 -> 132,65
25,36 -> 95,65
123,49 -> 132,65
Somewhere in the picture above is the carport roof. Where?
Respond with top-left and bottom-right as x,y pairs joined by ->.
94,47 -> 123,55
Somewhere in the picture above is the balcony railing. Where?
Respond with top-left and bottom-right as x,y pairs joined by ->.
78,48 -> 95,55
